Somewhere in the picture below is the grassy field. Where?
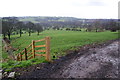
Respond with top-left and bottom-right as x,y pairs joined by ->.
0,35 -> 2,69
1,30 -> 119,71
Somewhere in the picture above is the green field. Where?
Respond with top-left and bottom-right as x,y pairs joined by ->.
0,35 -> 2,69
1,30 -> 119,71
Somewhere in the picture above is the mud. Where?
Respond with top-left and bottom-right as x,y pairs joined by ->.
8,39 -> 120,79
56,41 -> 119,78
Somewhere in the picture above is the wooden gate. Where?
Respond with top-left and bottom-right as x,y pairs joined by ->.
16,36 -> 51,61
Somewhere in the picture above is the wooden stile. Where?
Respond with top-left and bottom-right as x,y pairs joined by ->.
16,36 -> 51,62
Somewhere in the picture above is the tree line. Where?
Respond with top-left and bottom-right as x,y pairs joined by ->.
2,17 -> 119,40
18,17 -> 119,32
50,19 -> 119,32
2,17 -> 43,40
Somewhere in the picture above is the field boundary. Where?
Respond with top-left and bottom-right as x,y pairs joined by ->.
16,36 -> 51,61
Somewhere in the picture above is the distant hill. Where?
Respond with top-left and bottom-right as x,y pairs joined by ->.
1,16 -> 118,29
1,16 -> 117,24
18,16 -> 84,23
18,16 -> 118,23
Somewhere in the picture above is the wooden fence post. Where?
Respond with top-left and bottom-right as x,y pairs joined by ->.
45,37 -> 51,61
20,53 -> 22,61
32,40 -> 35,58
24,48 -> 27,60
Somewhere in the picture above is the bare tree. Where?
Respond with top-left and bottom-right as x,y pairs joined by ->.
26,22 -> 34,36
16,21 -> 25,37
35,23 -> 43,35
2,17 -> 18,39
93,20 -> 101,32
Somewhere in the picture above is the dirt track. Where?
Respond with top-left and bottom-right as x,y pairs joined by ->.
15,39 -> 119,78
53,41 -> 119,78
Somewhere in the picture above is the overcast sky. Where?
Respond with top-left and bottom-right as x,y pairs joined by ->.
0,0 -> 119,19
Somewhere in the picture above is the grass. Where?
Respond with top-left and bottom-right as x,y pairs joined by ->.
0,34 -> 2,69
1,30 -> 119,71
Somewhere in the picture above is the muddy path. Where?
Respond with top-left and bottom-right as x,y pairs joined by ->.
14,39 -> 119,78
54,41 -> 119,78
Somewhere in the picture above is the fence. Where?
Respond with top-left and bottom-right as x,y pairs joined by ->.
16,36 -> 51,61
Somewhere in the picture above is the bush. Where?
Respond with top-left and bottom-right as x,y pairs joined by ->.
66,28 -> 70,31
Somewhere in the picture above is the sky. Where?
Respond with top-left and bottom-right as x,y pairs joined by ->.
0,0 -> 119,19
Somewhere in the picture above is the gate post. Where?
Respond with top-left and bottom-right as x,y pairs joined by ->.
20,53 -> 22,61
45,37 -> 51,61
24,48 -> 27,60
32,40 -> 35,58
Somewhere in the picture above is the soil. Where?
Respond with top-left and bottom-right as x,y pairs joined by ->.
4,39 -> 120,79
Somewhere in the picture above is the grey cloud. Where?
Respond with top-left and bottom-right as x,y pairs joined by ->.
71,0 -> 106,7
87,1 -> 106,6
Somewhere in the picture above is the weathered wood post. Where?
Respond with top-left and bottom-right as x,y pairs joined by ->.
32,40 -> 35,58
45,36 -> 51,61
20,53 -> 22,61
24,48 -> 27,60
